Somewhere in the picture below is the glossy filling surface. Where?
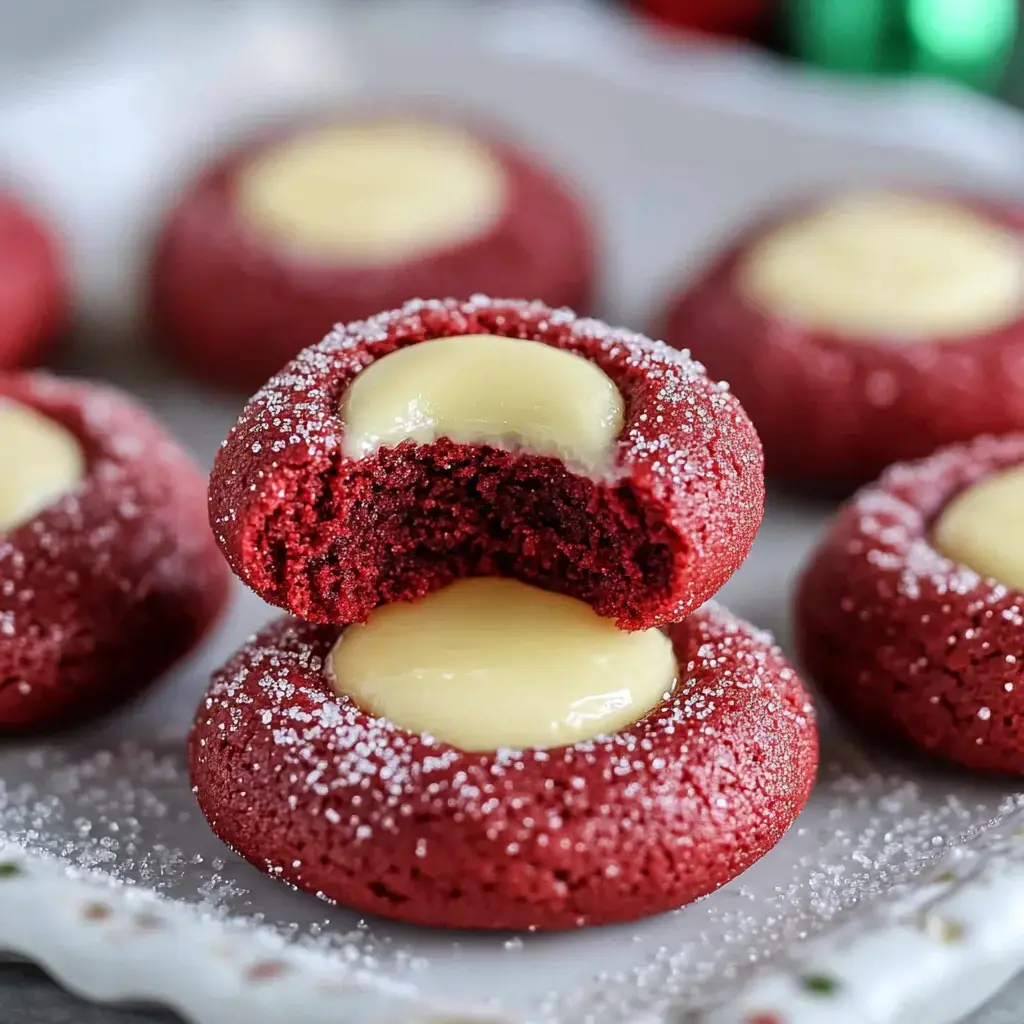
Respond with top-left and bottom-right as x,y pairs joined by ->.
934,464 -> 1024,591
235,121 -> 506,263
328,577 -> 677,751
0,399 -> 84,533
740,193 -> 1024,339
340,334 -> 625,476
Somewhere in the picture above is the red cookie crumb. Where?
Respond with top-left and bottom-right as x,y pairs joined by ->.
209,296 -> 765,631
659,194 -> 1024,494
0,194 -> 66,369
189,602 -> 817,931
796,433 -> 1024,773
150,118 -> 595,391
0,373 -> 231,732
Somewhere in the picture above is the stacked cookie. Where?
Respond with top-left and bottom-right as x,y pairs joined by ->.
190,296 -> 818,931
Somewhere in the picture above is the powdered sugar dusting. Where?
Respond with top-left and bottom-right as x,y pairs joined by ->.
6,698 -> 1024,1021
0,372 -> 227,727
209,296 -> 764,631
846,434 -> 1024,614
200,601 -> 807,798
799,432 -> 1024,775
217,294 -> 754,503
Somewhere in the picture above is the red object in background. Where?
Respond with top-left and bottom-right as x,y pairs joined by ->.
630,0 -> 774,38
0,194 -> 66,369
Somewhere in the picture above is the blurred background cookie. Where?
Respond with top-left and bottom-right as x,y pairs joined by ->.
660,190 -> 1024,493
0,192 -> 66,370
149,115 -> 596,391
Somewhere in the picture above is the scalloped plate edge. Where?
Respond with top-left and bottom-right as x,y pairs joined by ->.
0,844 -> 496,1024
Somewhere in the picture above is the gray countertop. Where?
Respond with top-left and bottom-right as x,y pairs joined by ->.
0,964 -> 174,1023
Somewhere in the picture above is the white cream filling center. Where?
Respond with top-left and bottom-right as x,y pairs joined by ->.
0,399 -> 85,534
340,334 -> 625,476
329,578 -> 677,752
235,121 -> 507,264
740,192 -> 1024,340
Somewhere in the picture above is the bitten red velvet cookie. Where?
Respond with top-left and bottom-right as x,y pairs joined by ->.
190,595 -> 818,931
150,116 -> 595,391
797,433 -> 1024,773
660,190 -> 1024,493
209,296 -> 764,631
0,193 -> 66,369
0,373 -> 231,731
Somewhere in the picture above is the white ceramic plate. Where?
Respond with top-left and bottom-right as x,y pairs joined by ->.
3,4 -> 1024,1022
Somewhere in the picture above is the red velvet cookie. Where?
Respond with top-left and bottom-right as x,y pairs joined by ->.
660,191 -> 1024,493
797,433 -> 1024,773
0,373 -> 231,731
0,193 -> 66,369
150,116 -> 595,391
189,601 -> 818,931
208,296 -> 765,631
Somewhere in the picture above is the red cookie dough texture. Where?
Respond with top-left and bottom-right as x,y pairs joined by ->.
0,193 -> 66,369
797,433 -> 1024,773
659,194 -> 1024,493
189,602 -> 818,931
208,296 -> 765,631
150,118 -> 596,391
0,374 -> 231,731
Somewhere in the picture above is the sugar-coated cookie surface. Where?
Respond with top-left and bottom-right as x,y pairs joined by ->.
0,373 -> 231,731
150,117 -> 595,391
0,194 -> 66,370
660,191 -> 1024,493
797,433 -> 1024,773
340,333 -> 626,475
209,296 -> 765,631
189,602 -> 817,931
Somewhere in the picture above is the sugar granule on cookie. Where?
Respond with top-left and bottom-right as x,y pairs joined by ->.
797,432 -> 1024,772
